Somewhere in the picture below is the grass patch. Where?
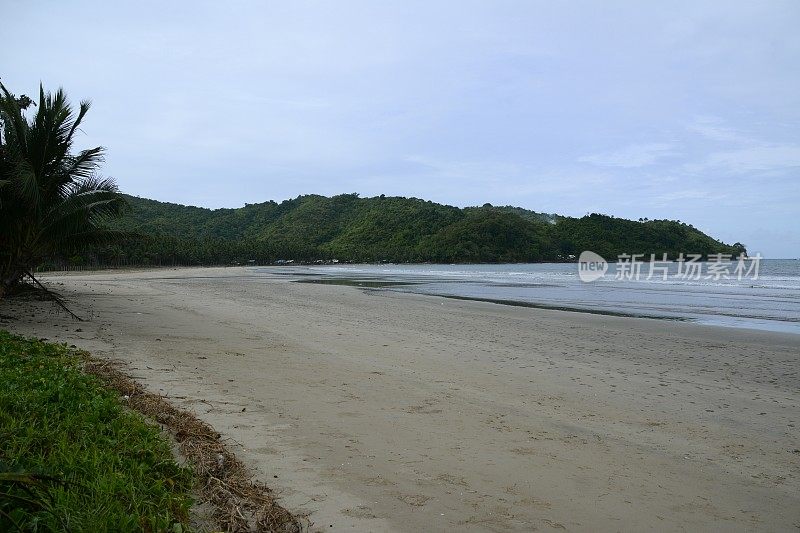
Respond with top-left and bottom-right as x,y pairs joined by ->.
0,330 -> 193,532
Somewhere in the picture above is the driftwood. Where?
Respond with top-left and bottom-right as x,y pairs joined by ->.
22,271 -> 83,321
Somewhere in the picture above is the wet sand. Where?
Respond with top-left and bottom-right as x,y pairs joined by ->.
2,267 -> 798,531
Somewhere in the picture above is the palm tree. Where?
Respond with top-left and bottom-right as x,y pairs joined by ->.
0,82 -> 127,298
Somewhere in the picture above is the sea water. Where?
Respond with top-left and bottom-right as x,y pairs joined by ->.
296,260 -> 800,334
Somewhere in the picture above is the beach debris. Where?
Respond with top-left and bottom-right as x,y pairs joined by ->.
83,357 -> 304,532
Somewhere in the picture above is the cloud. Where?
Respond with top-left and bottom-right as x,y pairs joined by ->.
687,119 -> 749,143
652,189 -> 727,203
578,143 -> 678,168
682,118 -> 800,175
697,144 -> 800,173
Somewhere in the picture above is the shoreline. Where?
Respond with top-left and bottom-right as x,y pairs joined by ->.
288,262 -> 800,335
35,264 -> 800,335
412,292 -> 800,335
2,266 -> 798,531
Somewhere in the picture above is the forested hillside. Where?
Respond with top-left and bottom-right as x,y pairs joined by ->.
58,193 -> 745,267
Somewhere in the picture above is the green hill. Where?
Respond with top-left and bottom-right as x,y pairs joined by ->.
69,193 -> 744,266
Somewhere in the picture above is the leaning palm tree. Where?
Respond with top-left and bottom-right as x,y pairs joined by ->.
0,82 -> 127,298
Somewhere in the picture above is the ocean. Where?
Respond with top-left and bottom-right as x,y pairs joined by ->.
291,259 -> 800,334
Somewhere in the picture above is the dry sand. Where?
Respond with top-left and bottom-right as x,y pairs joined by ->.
2,267 -> 798,532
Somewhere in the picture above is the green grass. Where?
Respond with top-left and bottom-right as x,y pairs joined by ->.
0,330 -> 193,532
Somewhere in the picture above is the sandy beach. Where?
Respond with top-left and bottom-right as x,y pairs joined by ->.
2,267 -> 798,532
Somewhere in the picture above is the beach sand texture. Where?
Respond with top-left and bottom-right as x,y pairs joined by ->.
2,267 -> 798,532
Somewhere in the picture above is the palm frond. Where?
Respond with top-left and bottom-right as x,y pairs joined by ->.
65,100 -> 91,143
56,146 -> 105,189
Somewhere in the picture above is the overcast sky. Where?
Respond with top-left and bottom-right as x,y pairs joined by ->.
2,1 -> 799,257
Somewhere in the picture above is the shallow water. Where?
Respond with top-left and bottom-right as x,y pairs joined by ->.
277,259 -> 800,334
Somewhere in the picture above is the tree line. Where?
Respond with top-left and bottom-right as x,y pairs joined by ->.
66,194 -> 744,267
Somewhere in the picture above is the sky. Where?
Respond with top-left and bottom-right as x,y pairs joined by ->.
2,1 -> 799,257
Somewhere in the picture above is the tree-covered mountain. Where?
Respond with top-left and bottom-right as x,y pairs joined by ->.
63,193 -> 744,267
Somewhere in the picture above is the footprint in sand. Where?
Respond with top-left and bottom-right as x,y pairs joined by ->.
363,475 -> 395,486
436,473 -> 469,487
395,493 -> 432,507
405,397 -> 443,414
341,505 -> 381,519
